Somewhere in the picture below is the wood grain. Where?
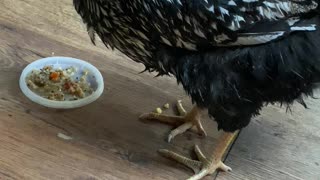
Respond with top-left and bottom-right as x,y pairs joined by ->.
218,98 -> 320,180
0,0 -> 320,180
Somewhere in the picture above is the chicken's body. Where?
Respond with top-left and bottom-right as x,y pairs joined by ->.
74,0 -> 320,179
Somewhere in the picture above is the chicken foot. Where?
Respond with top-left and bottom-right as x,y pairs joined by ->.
139,101 -> 207,142
159,131 -> 238,180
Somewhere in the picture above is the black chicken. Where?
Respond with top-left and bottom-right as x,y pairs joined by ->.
73,0 -> 320,179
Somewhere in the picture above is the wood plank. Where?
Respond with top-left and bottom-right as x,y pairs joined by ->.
1,0 -> 320,180
217,97 -> 320,180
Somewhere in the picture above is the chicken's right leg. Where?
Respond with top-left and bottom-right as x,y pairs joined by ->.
159,131 -> 238,180
139,101 -> 207,142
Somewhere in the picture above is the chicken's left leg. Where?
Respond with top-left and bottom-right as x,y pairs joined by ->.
139,101 -> 206,142
159,131 -> 239,180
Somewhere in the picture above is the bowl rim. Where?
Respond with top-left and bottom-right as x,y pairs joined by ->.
19,56 -> 104,109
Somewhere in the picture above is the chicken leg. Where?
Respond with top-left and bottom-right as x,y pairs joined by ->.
139,101 -> 207,142
159,131 -> 238,180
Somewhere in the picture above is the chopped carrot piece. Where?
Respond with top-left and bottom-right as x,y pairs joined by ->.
49,72 -> 60,81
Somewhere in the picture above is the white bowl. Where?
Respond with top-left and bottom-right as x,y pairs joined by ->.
19,56 -> 104,109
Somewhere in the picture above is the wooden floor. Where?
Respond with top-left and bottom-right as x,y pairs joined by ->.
0,1 -> 319,180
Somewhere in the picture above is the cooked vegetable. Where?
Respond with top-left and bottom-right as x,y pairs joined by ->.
163,103 -> 170,109
155,107 -> 162,114
26,65 -> 93,101
49,72 -> 60,81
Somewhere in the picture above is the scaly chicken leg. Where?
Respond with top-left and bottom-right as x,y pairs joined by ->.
139,101 -> 207,142
159,131 -> 239,180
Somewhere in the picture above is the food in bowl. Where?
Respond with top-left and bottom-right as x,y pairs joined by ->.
26,65 -> 93,101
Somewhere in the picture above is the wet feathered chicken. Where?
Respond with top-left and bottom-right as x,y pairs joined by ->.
73,0 -> 320,179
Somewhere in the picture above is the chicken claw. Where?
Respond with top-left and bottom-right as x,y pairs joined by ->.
158,131 -> 238,180
139,101 -> 207,142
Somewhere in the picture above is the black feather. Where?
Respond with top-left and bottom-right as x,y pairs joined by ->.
155,23 -> 320,131
73,0 -> 320,132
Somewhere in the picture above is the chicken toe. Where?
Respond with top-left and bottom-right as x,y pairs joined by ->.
158,131 -> 238,180
139,101 -> 207,142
